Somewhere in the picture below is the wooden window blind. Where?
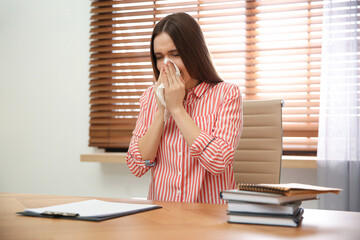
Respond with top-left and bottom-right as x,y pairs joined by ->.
89,0 -> 324,153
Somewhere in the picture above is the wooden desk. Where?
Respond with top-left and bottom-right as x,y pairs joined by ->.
1,193 -> 359,240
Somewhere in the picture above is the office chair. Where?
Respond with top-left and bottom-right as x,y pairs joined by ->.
233,99 -> 283,184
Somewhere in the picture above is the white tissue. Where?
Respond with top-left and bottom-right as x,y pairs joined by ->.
156,83 -> 166,107
164,58 -> 181,77
155,58 -> 181,107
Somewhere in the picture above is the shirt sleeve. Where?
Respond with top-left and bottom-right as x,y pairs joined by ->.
126,87 -> 156,177
190,84 -> 243,175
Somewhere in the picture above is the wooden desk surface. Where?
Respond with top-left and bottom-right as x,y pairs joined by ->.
1,193 -> 359,240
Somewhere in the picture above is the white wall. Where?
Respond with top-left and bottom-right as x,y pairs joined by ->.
0,0 -> 150,199
0,0 -> 318,208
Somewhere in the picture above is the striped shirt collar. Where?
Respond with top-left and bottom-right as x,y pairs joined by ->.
188,82 -> 212,99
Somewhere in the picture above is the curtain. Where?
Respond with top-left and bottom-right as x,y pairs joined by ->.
317,0 -> 360,211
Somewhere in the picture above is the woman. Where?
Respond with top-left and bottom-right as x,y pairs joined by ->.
126,12 -> 242,204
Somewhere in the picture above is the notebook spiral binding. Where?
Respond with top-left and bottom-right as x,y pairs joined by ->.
237,183 -> 288,195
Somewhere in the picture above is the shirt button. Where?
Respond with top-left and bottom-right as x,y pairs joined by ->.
177,190 -> 181,195
178,171 -> 181,176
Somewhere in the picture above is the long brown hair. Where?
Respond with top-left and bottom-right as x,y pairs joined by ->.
150,12 -> 223,84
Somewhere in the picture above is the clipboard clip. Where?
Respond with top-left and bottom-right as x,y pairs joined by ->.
41,211 -> 79,217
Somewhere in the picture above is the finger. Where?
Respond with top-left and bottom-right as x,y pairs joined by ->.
165,63 -> 175,86
177,76 -> 185,88
167,61 -> 176,77
163,67 -> 169,89
169,62 -> 181,86
158,65 -> 165,84
167,62 -> 183,87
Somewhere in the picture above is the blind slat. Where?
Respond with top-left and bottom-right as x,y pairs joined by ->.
88,0 -> 329,151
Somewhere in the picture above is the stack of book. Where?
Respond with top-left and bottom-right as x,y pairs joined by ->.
220,183 -> 341,227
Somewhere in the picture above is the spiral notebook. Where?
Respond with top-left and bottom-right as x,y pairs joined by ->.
238,183 -> 341,196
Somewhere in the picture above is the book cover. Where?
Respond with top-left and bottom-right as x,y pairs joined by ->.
220,190 -> 317,205
238,183 -> 341,196
227,208 -> 304,227
227,200 -> 301,215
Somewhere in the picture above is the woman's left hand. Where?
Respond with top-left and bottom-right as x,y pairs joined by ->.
163,62 -> 185,113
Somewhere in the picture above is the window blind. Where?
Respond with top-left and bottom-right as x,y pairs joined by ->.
89,0 -> 325,152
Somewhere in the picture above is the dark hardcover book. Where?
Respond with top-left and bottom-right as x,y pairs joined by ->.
227,200 -> 302,215
227,207 -> 304,227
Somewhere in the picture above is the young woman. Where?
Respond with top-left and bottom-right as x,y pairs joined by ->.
126,12 -> 243,204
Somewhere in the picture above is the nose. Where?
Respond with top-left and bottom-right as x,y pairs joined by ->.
161,58 -> 173,71
159,57 -> 169,65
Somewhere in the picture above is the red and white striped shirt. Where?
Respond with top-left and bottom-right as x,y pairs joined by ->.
126,82 -> 243,204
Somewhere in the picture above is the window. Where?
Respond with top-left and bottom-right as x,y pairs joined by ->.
89,0 -> 323,154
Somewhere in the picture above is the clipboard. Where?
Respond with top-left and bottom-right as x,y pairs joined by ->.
17,199 -> 162,222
